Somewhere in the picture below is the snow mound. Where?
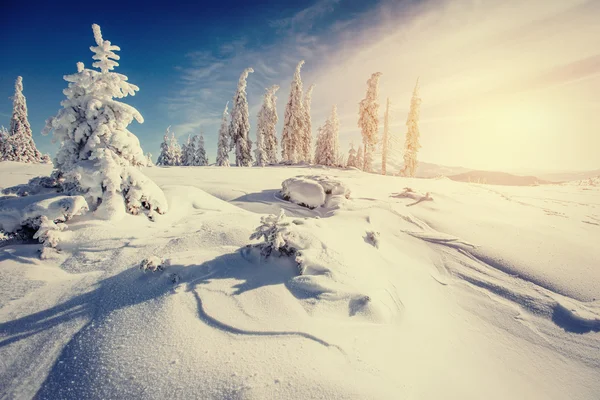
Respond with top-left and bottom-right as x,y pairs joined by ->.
0,193 -> 88,233
281,175 -> 350,209
281,177 -> 325,209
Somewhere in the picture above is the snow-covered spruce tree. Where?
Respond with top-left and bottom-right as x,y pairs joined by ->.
325,105 -> 340,166
401,79 -> 422,177
181,135 -> 194,166
313,126 -> 324,165
300,84 -> 315,163
0,127 -> 11,161
382,97 -> 391,175
169,131 -> 182,166
42,24 -> 168,220
281,60 -> 305,163
10,76 -> 42,163
195,133 -> 208,166
216,102 -> 230,167
255,85 -> 280,167
229,68 -> 254,167
146,152 -> 154,166
356,145 -> 364,171
347,143 -> 357,168
314,105 -> 339,167
157,130 -> 171,166
358,72 -> 382,173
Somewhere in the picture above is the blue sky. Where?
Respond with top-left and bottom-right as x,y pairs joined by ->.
1,0 -> 598,172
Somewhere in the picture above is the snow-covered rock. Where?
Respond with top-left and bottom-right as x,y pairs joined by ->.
281,177 -> 326,209
281,175 -> 350,209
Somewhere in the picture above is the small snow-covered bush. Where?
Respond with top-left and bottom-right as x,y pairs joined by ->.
281,175 -> 350,209
139,256 -> 166,272
249,210 -> 298,258
365,231 -> 381,248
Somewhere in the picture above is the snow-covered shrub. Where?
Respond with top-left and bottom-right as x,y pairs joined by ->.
0,193 -> 88,253
33,216 -> 66,258
365,231 -> 381,248
249,210 -> 298,259
42,24 -> 168,220
139,256 -> 166,272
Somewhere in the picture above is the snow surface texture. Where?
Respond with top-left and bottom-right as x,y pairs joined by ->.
0,161 -> 599,399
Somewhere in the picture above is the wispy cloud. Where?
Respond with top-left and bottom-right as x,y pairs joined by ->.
166,0 -> 599,170
269,0 -> 341,33
164,0 -> 342,140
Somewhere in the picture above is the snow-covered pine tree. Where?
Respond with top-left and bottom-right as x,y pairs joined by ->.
356,145 -> 364,171
300,84 -> 315,163
42,24 -> 168,219
169,131 -> 182,166
346,143 -> 357,168
255,85 -> 279,167
382,97 -> 390,175
182,135 -> 195,166
281,61 -> 305,163
0,127 -> 11,161
157,129 -> 171,166
216,103 -> 230,167
146,152 -> 154,166
229,68 -> 254,167
195,133 -> 208,166
358,72 -> 382,173
313,125 -> 325,165
10,76 -> 42,163
264,85 -> 279,165
401,78 -> 422,177
326,105 -> 340,166
315,105 -> 339,167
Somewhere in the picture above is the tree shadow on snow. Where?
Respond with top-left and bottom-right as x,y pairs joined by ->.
0,248 -> 327,399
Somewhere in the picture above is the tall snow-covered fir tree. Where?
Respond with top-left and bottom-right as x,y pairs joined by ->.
157,130 -> 171,166
401,78 -> 422,177
9,76 -> 42,163
194,133 -> 208,166
229,68 -> 254,167
382,97 -> 391,175
0,127 -> 11,161
182,135 -> 195,166
281,60 -> 305,163
42,24 -> 168,219
255,85 -> 279,167
300,83 -> 315,163
346,143 -> 357,168
314,105 -> 339,167
169,131 -> 182,166
216,102 -> 230,167
356,145 -> 364,171
358,72 -> 382,173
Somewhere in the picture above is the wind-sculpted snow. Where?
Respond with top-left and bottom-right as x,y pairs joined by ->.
1,163 -> 599,399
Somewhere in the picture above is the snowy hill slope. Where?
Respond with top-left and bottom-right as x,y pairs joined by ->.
1,162 -> 599,399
